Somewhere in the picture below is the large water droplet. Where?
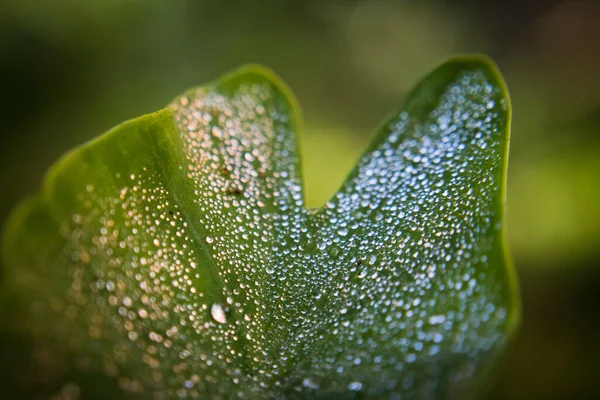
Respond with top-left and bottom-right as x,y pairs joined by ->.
210,303 -> 227,323
348,381 -> 363,391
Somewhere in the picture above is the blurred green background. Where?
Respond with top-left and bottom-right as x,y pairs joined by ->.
1,0 -> 599,398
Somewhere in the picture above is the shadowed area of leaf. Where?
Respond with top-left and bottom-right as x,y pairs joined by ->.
1,56 -> 518,399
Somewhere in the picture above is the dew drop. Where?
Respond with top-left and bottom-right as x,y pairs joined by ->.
302,378 -> 319,390
328,246 -> 340,258
210,303 -> 227,324
206,236 -> 214,244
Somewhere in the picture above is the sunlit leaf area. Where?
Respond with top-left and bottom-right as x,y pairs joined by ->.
1,1 -> 599,399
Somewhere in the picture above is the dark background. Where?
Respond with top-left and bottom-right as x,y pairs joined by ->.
1,0 -> 599,398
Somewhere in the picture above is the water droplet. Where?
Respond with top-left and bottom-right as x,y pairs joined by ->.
206,236 -> 214,244
348,381 -> 363,391
210,303 -> 227,324
328,246 -> 340,258
429,315 -> 446,325
302,378 -> 319,390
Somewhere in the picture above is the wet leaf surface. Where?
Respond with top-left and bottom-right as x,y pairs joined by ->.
1,57 -> 518,399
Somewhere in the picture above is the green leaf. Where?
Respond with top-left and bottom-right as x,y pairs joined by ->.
1,56 -> 519,399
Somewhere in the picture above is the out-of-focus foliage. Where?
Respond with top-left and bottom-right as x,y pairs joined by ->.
1,0 -> 599,399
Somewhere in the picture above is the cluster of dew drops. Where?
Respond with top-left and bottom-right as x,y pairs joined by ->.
33,69 -> 512,399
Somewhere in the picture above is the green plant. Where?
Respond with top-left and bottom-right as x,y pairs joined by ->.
1,56 -> 519,399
